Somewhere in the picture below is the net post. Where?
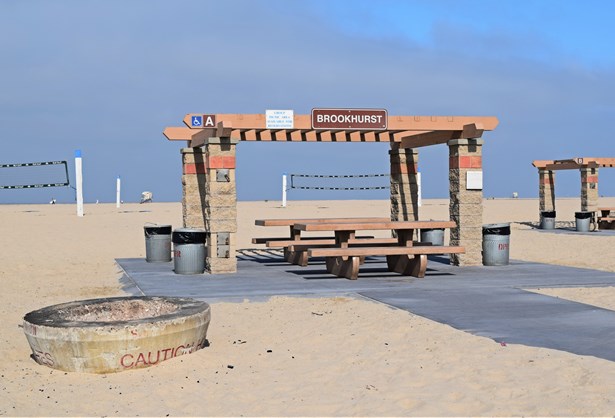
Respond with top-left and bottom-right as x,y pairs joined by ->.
75,150 -> 84,217
417,172 -> 422,207
282,173 -> 287,207
116,176 -> 121,208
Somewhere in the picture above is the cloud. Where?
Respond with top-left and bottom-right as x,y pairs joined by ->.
1,0 -> 614,204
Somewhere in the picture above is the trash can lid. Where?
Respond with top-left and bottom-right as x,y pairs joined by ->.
540,211 -> 556,218
420,228 -> 445,232
575,211 -> 594,219
144,224 -> 172,236
482,223 -> 511,235
172,228 -> 207,244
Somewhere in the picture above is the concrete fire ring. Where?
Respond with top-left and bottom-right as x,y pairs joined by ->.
23,296 -> 211,374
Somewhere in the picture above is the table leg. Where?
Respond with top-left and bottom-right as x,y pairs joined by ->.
325,256 -> 360,280
396,229 -> 415,246
290,226 -> 301,240
286,250 -> 309,266
335,230 -> 354,261
386,254 -> 427,278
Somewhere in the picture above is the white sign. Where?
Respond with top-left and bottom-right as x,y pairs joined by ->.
266,109 -> 294,129
466,171 -> 483,190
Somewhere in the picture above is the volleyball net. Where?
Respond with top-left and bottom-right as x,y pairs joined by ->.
0,161 -> 70,189
289,173 -> 389,191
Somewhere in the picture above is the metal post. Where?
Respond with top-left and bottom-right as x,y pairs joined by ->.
116,176 -> 121,208
282,173 -> 287,207
75,150 -> 84,217
417,172 -> 422,207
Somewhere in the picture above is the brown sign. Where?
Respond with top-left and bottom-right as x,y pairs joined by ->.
311,108 -> 388,130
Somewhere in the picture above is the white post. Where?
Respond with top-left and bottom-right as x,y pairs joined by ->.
282,173 -> 287,207
116,176 -> 121,208
417,172 -> 422,207
75,150 -> 84,217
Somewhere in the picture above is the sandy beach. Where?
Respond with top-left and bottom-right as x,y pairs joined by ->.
2,197 -> 615,416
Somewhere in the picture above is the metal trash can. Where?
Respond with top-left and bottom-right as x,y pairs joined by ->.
482,223 -> 510,266
172,228 -> 207,275
420,228 -> 444,246
540,211 -> 556,230
144,224 -> 172,262
575,211 -> 593,232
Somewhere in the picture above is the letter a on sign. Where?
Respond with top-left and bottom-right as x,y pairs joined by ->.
203,115 -> 216,127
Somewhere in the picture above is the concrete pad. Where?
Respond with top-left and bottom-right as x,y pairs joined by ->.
117,250 -> 615,362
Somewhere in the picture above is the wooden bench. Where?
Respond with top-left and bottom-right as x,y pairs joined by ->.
597,207 -> 615,230
294,220 -> 464,280
284,237 -> 402,266
309,245 -> 465,280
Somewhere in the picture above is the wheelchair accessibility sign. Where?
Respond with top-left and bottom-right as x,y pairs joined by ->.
190,114 -> 216,128
191,115 -> 202,127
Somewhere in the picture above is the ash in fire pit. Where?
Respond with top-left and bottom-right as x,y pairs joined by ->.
59,299 -> 179,322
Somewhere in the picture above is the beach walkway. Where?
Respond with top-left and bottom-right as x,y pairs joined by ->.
117,254 -> 615,362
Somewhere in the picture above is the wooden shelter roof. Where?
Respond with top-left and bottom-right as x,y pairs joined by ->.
532,158 -> 615,171
164,113 -> 499,148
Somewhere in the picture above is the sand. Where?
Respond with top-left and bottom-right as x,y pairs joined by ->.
2,197 -> 615,416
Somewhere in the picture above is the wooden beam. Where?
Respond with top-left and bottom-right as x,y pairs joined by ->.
163,126 -> 203,141
398,130 -> 461,148
535,158 -> 615,170
532,160 -> 553,169
545,162 -> 582,170
387,115 -> 497,131
461,123 -> 484,139
591,158 -> 615,167
395,123 -> 484,148
179,113 -> 499,132
188,125 -> 231,147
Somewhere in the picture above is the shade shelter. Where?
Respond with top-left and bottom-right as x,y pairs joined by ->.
164,111 -> 499,273
532,158 -> 615,218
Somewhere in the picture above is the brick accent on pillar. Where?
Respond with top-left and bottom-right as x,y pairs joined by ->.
389,147 -> 419,221
580,167 -> 599,212
181,137 -> 239,274
448,138 -> 483,266
538,169 -> 556,217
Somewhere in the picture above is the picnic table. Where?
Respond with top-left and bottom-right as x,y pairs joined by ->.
597,207 -> 615,230
253,217 -> 392,266
292,220 -> 464,280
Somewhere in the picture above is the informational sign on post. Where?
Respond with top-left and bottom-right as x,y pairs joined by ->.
466,171 -> 483,190
266,110 -> 294,129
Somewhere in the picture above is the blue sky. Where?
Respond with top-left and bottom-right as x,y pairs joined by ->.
1,0 -> 614,204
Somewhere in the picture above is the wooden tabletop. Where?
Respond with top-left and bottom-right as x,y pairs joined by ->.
294,220 -> 456,232
255,217 -> 390,227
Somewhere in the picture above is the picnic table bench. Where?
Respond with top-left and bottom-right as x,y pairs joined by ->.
253,217 -> 391,266
598,207 -> 615,229
293,220 -> 464,280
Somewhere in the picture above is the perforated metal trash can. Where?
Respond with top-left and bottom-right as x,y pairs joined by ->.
420,228 -> 444,246
540,211 -> 556,230
575,211 -> 593,232
173,228 -> 207,275
482,223 -> 510,266
144,225 -> 172,263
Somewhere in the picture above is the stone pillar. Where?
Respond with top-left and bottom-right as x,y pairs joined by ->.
448,139 -> 483,266
580,167 -> 599,212
538,169 -> 556,216
389,147 -> 419,221
181,137 -> 238,274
